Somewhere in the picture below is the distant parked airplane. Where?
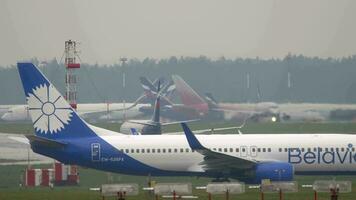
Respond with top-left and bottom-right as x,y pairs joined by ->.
121,81 -> 197,135
172,75 -> 279,122
139,77 -> 208,120
0,105 -> 17,118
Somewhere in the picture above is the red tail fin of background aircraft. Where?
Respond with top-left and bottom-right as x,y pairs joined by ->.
172,75 -> 209,115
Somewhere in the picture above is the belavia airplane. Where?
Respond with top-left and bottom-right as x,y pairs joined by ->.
17,63 -> 356,183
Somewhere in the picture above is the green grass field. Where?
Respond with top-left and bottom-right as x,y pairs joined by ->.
1,122 -> 356,199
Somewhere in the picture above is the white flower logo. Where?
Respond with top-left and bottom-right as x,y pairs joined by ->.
27,84 -> 73,134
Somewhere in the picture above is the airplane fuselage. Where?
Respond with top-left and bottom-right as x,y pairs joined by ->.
33,132 -> 356,180
98,133 -> 356,174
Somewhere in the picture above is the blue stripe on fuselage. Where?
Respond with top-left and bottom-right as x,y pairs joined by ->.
30,133 -> 205,177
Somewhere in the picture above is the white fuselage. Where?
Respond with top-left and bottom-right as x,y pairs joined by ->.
1,103 -> 149,121
97,132 -> 356,173
0,105 -> 16,118
279,103 -> 356,122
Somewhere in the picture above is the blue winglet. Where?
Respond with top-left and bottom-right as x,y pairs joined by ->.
181,123 -> 204,150
130,128 -> 140,135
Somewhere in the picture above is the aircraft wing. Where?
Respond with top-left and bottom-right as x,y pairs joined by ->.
198,148 -> 256,171
164,125 -> 243,135
193,126 -> 243,134
161,119 -> 199,126
26,135 -> 67,148
181,123 -> 257,171
127,120 -> 156,126
8,135 -> 29,144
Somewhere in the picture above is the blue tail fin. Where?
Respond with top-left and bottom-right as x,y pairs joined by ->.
17,63 -> 95,140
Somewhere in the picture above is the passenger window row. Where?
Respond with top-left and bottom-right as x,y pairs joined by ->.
122,146 -> 355,154
212,147 -> 272,153
121,147 -> 273,154
278,147 -> 355,153
122,148 -> 192,154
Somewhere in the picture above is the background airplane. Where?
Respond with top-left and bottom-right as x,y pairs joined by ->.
0,105 -> 16,117
172,75 -> 279,122
121,81 -> 199,135
139,77 -> 208,120
4,72 -> 356,123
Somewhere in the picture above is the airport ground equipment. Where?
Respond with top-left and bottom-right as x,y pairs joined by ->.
154,183 -> 193,200
206,182 -> 245,200
23,168 -> 54,187
23,162 -> 78,187
260,180 -> 298,200
101,183 -> 139,200
53,162 -> 79,185
313,180 -> 351,200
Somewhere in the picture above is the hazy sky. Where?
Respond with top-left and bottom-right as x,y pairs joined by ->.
0,0 -> 355,66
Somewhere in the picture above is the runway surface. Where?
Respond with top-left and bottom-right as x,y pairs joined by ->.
0,132 -> 52,165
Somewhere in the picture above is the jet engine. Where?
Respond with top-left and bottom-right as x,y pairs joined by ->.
252,162 -> 294,183
120,121 -> 161,135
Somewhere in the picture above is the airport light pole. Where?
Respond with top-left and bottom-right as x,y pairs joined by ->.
120,57 -> 128,121
285,52 -> 292,102
246,72 -> 250,103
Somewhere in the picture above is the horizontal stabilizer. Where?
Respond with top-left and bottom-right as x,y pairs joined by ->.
161,119 -> 199,126
8,136 -> 29,145
26,135 -> 67,148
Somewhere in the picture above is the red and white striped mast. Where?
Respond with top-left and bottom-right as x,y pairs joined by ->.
64,40 -> 80,110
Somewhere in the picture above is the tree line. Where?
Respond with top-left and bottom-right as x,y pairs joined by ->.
1,55 -> 356,104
